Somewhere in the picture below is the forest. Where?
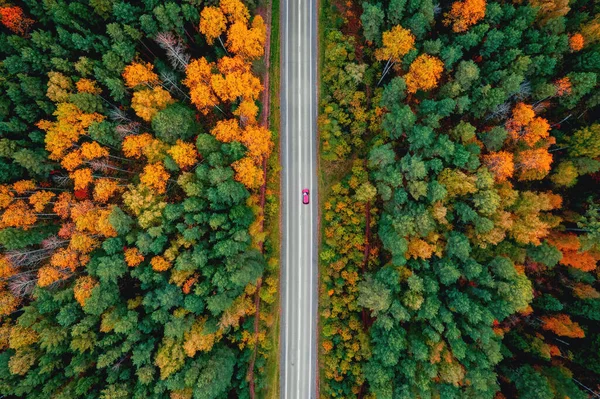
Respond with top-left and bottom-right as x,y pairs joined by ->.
319,0 -> 600,398
0,0 -> 279,398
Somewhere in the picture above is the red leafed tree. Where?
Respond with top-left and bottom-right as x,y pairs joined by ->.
0,6 -> 34,36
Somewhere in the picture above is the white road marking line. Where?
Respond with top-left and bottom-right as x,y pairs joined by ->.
296,0 -> 303,394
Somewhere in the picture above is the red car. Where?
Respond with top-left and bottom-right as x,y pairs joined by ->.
302,189 -> 310,204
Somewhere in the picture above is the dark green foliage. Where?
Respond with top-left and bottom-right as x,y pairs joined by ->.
151,103 -> 199,144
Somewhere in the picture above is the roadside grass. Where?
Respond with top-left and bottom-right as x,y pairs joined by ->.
258,0 -> 281,396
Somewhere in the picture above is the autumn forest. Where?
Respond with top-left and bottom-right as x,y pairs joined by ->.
1,0 -> 600,398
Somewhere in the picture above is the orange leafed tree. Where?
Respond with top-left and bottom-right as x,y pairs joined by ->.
12,180 -> 35,194
199,6 -> 227,45
554,77 -> 572,96
220,0 -> 249,24
515,148 -> 553,181
569,33 -> 585,51
70,168 -> 93,191
183,58 -> 219,114
374,25 -> 415,62
29,191 -> 54,213
125,248 -> 144,267
0,6 -> 34,36
232,157 -> 264,189
80,142 -> 109,160
234,99 -> 259,125
226,16 -> 266,60
38,103 -> 104,161
541,314 -> 585,338
406,238 -> 434,259
37,266 -> 64,287
506,103 -> 550,146
444,0 -> 486,33
211,119 -> 242,143
93,179 -> 120,203
167,140 -> 198,169
0,201 -> 37,230
151,255 -> 171,272
140,163 -> 170,194
131,87 -> 174,122
73,276 -> 98,307
76,78 -> 102,95
405,54 -> 444,94
547,233 -> 599,272
122,133 -> 154,159
483,151 -> 514,182
211,62 -> 262,102
122,62 -> 160,88
241,124 -> 274,161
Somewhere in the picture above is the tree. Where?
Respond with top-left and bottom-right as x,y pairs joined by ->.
361,3 -> 385,44
568,34 -> 584,52
506,103 -> 550,147
550,161 -> 577,187
73,276 -> 98,307
541,314 -> 585,338
241,124 -> 273,161
220,0 -> 249,24
0,6 -> 34,36
122,62 -> 159,88
184,58 -> 219,114
581,15 -> 600,44
484,151 -> 514,182
168,140 -> 198,169
150,255 -> 171,272
211,119 -> 242,143
530,0 -> 570,25
405,54 -> 444,94
515,148 -> 553,181
151,103 -> 198,144
567,124 -> 600,158
232,157 -> 263,189
200,6 -> 227,46
375,25 -> 415,63
140,163 -> 170,194
226,17 -> 266,60
444,0 -> 486,33
131,87 -> 174,122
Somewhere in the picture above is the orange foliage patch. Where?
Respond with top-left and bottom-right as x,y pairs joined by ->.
151,255 -> 172,272
125,248 -> 144,267
374,25 -> 415,62
405,54 -> 444,94
140,163 -> 170,194
515,148 -> 552,181
73,276 -> 98,307
506,103 -> 550,147
122,62 -> 159,88
548,233 -> 599,272
483,151 -> 514,182
444,0 -> 486,32
569,33 -> 585,51
541,314 -> 585,338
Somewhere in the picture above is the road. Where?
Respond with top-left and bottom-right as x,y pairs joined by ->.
280,0 -> 318,397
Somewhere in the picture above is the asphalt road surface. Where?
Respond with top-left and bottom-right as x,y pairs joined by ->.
280,0 -> 318,397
